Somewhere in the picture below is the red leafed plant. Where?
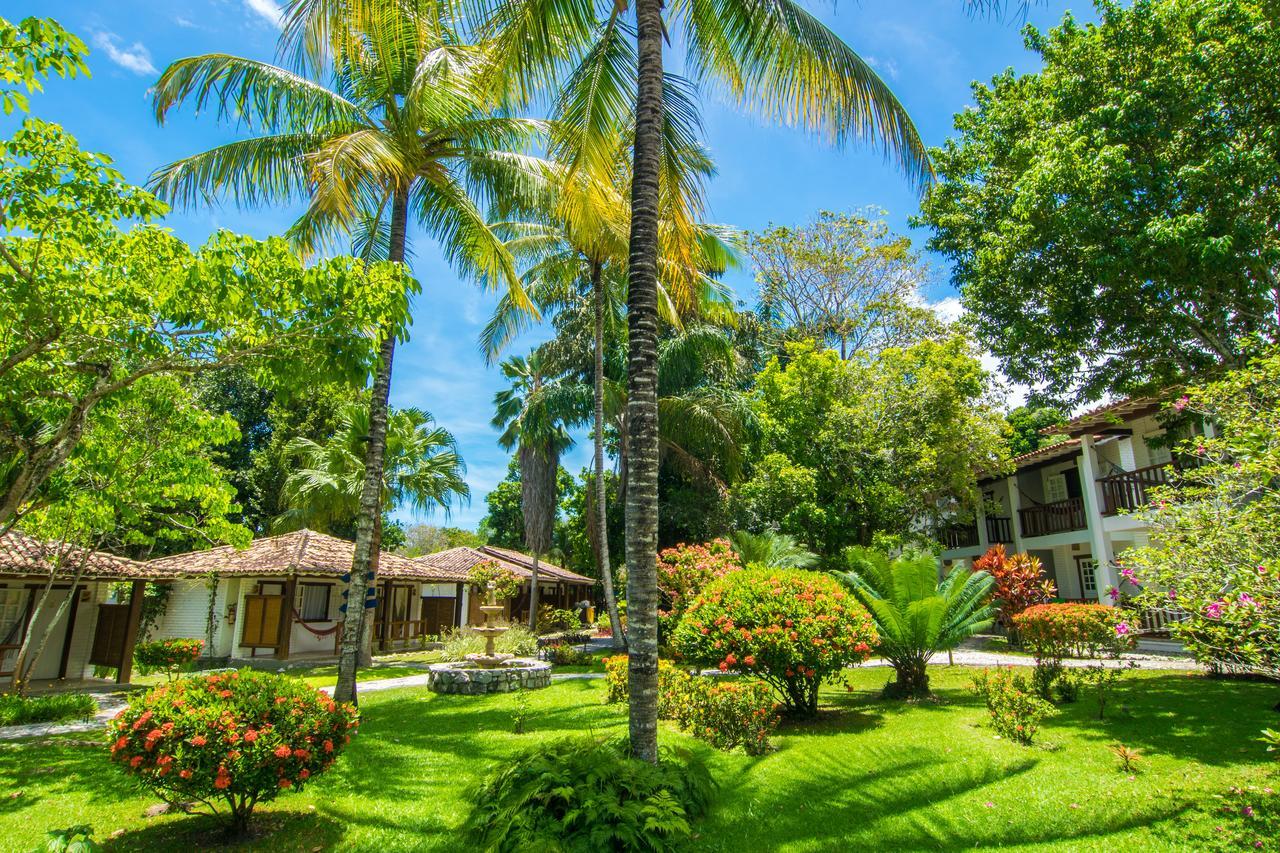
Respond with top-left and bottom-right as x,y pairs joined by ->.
972,545 -> 1056,640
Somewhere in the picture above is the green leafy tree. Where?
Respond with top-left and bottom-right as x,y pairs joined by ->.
732,337 -> 1009,558
1124,345 -> 1280,677
493,352 -> 585,629
1006,405 -> 1068,458
917,0 -> 1280,401
11,377 -> 246,693
398,524 -> 486,557
747,209 -> 941,358
0,119 -> 409,533
151,2 -> 546,703
0,15 -> 88,114
839,547 -> 996,698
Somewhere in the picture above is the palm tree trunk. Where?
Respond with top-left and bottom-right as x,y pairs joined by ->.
625,0 -> 666,764
334,188 -> 408,706
527,551 -> 540,631
592,262 -> 625,648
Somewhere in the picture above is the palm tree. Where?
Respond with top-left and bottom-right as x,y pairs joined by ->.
276,401 -> 469,535
730,530 -> 818,570
148,4 -> 544,704
839,547 -> 996,699
477,0 -> 938,761
492,352 -> 585,630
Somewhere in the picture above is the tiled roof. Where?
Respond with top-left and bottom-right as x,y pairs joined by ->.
1047,393 -> 1172,437
146,530 -> 462,583
416,545 -> 594,586
0,531 -> 149,580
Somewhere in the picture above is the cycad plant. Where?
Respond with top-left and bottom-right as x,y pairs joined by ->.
730,530 -> 818,570
149,3 -> 546,703
839,547 -> 996,699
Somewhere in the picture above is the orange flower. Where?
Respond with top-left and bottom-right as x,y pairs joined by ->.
190,735 -> 207,747
274,745 -> 292,759
214,774 -> 231,790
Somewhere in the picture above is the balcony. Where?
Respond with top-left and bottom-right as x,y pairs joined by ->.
1097,462 -> 1181,515
940,524 -> 979,550
985,515 -> 1013,544
1019,497 -> 1087,538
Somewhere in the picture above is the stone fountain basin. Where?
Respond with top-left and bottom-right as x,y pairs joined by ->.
426,658 -> 552,695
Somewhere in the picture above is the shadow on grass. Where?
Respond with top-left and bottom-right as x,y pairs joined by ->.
1049,672 -> 1279,766
103,809 -> 345,852
0,739 -> 126,813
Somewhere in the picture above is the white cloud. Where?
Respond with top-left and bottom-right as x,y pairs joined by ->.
244,0 -> 284,28
929,296 -> 964,324
92,32 -> 157,76
174,16 -> 198,29
865,56 -> 900,81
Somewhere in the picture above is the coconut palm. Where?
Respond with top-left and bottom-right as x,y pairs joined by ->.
492,352 -> 586,630
730,530 -> 818,570
474,0 -> 940,761
275,402 -> 469,535
148,4 -> 546,703
839,547 -> 996,699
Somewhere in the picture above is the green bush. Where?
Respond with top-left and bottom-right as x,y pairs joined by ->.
464,737 -> 715,852
31,824 -> 101,852
467,560 -> 521,602
969,667 -> 1058,745
673,568 -> 878,717
0,692 -> 97,727
535,605 -> 581,634
541,642 -> 590,666
109,669 -> 358,836
133,638 -> 204,679
440,626 -> 536,661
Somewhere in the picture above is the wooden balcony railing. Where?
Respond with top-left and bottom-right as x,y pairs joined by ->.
1098,463 -> 1174,515
374,618 -> 431,644
1019,497 -> 1087,538
1135,606 -> 1190,637
941,524 -> 979,550
985,516 -> 1014,544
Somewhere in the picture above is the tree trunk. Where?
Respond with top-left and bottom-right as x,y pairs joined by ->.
592,262 -> 625,648
10,547 -> 92,695
527,551 -> 540,631
625,0 -> 666,764
885,657 -> 931,699
333,188 -> 408,706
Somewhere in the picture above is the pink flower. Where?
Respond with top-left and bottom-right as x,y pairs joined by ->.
984,801 -> 995,808
1120,567 -> 1136,583
1168,589 -> 1178,602
1173,395 -> 1189,412
1205,600 -> 1225,619
1115,622 -> 1132,636
1107,587 -> 1120,602
1242,805 -> 1255,817
1240,593 -> 1258,607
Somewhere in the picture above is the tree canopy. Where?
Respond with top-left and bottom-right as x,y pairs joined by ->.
917,0 -> 1280,401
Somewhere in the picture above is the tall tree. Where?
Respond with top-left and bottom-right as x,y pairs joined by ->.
917,0 -> 1280,402
150,3 -> 543,704
492,353 -> 583,629
479,0 -> 935,761
747,209 -> 941,358
276,401 -> 469,535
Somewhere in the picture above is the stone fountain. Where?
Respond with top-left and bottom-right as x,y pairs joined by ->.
426,582 -> 551,695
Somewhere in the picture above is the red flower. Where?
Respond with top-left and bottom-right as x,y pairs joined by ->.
299,769 -> 311,780
323,740 -> 334,753
743,655 -> 756,667
243,729 -> 259,743
214,774 -> 231,790
190,735 -> 207,747
274,745 -> 292,759
179,769 -> 193,779
129,756 -> 144,768
278,778 -> 292,788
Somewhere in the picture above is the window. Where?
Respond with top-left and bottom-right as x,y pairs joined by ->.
299,584 -> 331,622
1144,432 -> 1172,466
258,581 -> 285,596
1045,472 -> 1069,504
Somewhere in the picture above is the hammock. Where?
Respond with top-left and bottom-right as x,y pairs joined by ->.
291,610 -> 343,638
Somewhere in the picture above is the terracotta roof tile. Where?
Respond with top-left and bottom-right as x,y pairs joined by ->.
0,531 -> 150,580
415,545 -> 594,586
145,530 -> 461,583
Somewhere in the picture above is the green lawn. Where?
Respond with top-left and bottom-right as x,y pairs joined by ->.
1,666 -> 1275,851
133,664 -> 429,691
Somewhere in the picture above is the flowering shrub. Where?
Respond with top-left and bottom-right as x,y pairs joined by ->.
540,641 -> 590,666
1014,603 -> 1135,699
132,638 -> 204,679
467,560 -> 521,602
969,667 -> 1057,745
535,605 -> 581,635
661,669 -> 779,755
603,654 -> 630,703
972,545 -> 1056,639
672,569 -> 878,717
657,539 -> 743,637
108,669 -> 358,835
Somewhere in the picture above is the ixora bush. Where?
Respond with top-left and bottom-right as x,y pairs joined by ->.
133,638 -> 204,679
657,539 -> 743,637
840,548 -> 996,698
603,656 -> 780,754
673,569 -> 878,717
0,692 -> 96,727
970,667 -> 1057,746
972,545 -> 1056,641
109,669 -> 358,836
464,737 -> 715,852
1014,602 -> 1135,694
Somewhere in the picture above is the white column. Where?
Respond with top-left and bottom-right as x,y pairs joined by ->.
1117,436 -> 1137,471
230,580 -> 248,659
459,585 -> 471,627
1006,475 -> 1025,553
976,497 -> 990,551
1078,435 -> 1118,604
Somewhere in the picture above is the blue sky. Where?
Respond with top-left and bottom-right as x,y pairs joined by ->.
13,0 -> 1088,530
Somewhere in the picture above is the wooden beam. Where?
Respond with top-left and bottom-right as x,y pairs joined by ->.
116,580 -> 146,685
277,575 -> 297,661
453,582 -> 464,628
56,584 -> 83,680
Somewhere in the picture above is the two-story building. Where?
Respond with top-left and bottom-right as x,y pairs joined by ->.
939,395 -> 1205,609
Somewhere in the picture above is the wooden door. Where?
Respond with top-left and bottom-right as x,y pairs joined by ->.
241,594 -> 284,648
89,603 -> 131,668
422,597 -> 455,635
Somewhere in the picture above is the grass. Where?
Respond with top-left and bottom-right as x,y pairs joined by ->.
0,666 -> 1275,851
0,692 -> 98,727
